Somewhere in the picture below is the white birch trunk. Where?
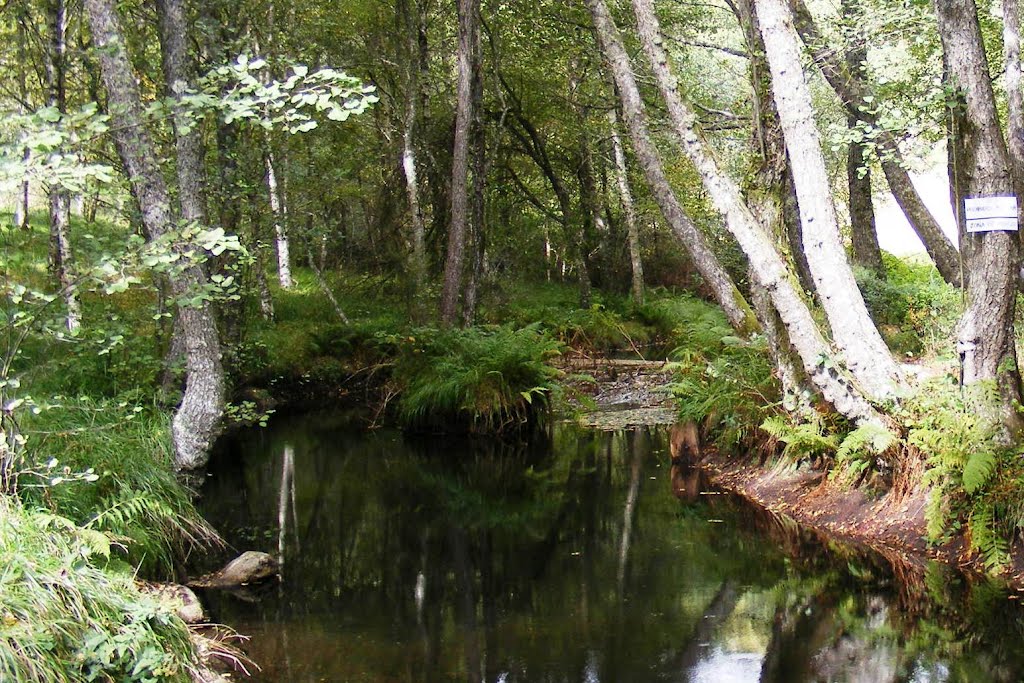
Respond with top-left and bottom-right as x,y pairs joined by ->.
752,0 -> 902,400
608,108 -> 645,306
265,149 -> 293,289
590,0 -> 886,424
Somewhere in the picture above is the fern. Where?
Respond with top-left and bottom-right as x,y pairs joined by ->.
962,450 -> 997,494
968,502 -> 1010,572
760,415 -> 838,461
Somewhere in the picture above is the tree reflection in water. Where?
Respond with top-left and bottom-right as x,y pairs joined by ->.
200,412 -> 1024,683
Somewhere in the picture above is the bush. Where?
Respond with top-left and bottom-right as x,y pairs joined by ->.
394,324 -> 563,433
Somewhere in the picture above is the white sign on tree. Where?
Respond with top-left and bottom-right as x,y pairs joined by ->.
964,196 -> 1018,233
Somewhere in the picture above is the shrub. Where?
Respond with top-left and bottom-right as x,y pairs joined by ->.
394,324 -> 563,433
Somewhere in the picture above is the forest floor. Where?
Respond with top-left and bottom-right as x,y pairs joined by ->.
569,355 -> 1024,590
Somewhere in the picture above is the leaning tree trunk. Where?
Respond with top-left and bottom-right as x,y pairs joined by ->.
90,0 -> 225,470
935,0 -> 1024,430
608,107 -> 645,306
264,147 -> 293,289
788,0 -> 961,286
753,0 -> 902,400
584,1 -> 758,336
589,0 -> 885,423
46,0 -> 80,333
441,0 -> 479,326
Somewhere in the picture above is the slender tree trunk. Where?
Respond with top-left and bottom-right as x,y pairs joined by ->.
590,0 -> 884,423
399,0 -> 428,292
441,0 -> 479,326
842,0 -> 883,275
570,68 -> 597,308
265,148 -> 294,289
90,0 -> 225,470
14,11 -> 30,231
788,0 -> 961,286
848,111 -> 883,274
1004,0 -> 1024,191
46,0 -> 80,332
462,12 -> 487,327
585,2 -> 758,336
936,0 -> 1024,429
608,107 -> 645,306
753,0 -> 901,400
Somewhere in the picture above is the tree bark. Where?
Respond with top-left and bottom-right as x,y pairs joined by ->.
935,0 -> 1024,429
754,0 -> 902,400
265,147 -> 293,289
590,0 -> 884,423
842,0 -> 883,275
91,0 -> 225,470
399,0 -> 428,292
46,0 -> 80,333
1004,0 -> 1024,191
608,107 -> 645,306
462,10 -> 487,327
441,0 -> 479,326
585,1 -> 758,336
788,0 -> 961,286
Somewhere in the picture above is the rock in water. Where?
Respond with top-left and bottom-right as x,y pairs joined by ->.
190,551 -> 279,588
139,582 -> 208,623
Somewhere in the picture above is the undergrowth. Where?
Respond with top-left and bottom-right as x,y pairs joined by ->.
16,401 -> 219,577
0,496 -> 197,682
665,297 -> 781,452
393,324 -> 562,433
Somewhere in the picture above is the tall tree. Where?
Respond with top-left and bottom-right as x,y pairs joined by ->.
788,0 -> 961,286
45,0 -> 80,332
607,106 -> 644,305
441,0 -> 480,326
589,0 -> 886,422
754,0 -> 902,400
935,0 -> 1024,428
87,0 -> 225,469
842,0 -> 883,275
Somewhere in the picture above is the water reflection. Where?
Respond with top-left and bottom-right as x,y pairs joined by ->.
201,413 -> 1024,682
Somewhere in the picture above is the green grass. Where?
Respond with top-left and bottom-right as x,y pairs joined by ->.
0,496 -> 197,682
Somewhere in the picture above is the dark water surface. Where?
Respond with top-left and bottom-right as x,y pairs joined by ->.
201,412 -> 1024,682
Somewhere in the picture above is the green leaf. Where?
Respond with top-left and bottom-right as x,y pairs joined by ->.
962,450 -> 996,494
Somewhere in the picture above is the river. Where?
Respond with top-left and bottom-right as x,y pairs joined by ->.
200,411 -> 1024,682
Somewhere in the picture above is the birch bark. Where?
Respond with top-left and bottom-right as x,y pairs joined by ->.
753,0 -> 902,399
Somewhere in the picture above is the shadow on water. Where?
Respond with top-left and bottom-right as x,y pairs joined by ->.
200,412 -> 1024,683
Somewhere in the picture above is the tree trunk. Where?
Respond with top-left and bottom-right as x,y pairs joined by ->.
936,0 -> 1024,429
591,0 -> 884,423
441,0 -> 479,326
265,147 -> 294,289
608,107 -> 645,306
399,0 -> 428,291
754,0 -> 902,400
788,0 -> 961,286
585,1 -> 758,336
46,0 -> 80,333
848,109 -> 883,274
1004,0 -> 1024,191
842,0 -> 883,275
90,0 -> 225,470
462,10 -> 487,327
